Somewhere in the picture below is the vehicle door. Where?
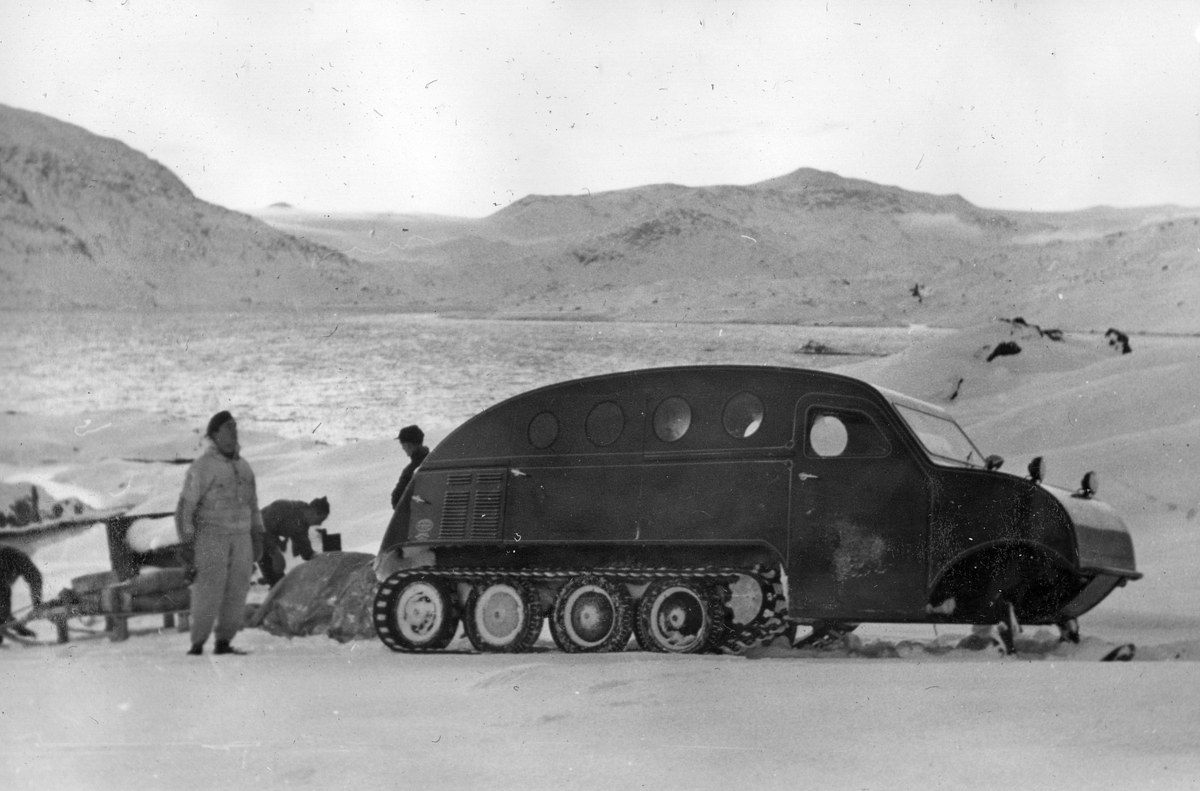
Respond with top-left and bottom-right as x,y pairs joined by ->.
788,393 -> 929,619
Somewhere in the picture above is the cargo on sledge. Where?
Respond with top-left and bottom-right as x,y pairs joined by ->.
372,365 -> 1140,654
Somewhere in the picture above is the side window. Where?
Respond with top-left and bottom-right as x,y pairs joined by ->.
528,411 -> 559,449
806,408 -> 890,458
809,414 -> 849,457
653,396 -> 692,442
585,401 -> 625,447
723,392 -> 764,438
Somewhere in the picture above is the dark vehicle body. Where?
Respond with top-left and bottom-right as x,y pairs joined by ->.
373,366 -> 1139,654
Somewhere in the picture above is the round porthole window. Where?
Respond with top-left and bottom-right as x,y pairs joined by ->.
809,414 -> 849,457
723,392 -> 764,438
586,401 -> 625,447
528,411 -> 559,449
653,396 -> 692,442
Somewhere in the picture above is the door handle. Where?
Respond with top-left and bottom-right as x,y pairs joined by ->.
510,468 -> 528,477
798,472 -> 820,481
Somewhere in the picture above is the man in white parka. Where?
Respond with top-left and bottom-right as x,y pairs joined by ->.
176,411 -> 265,656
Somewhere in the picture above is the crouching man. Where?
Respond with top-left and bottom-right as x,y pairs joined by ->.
257,497 -> 331,587
176,411 -> 265,656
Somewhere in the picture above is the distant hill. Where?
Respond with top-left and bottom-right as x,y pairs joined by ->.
3,104 -> 1197,331
0,104 -> 403,309
256,172 -> 1200,333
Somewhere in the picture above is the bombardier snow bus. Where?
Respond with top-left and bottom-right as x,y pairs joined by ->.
372,366 -> 1139,654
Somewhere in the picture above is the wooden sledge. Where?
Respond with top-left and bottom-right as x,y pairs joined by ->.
7,510 -> 193,643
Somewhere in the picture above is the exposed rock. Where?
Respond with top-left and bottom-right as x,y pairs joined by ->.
1105,327 -> 1132,354
986,341 -> 1022,362
1001,317 -> 1064,341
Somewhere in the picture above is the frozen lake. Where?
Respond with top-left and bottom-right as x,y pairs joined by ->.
0,311 -> 937,443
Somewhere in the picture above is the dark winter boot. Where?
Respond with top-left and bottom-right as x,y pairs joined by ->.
213,640 -> 248,655
187,642 -> 204,656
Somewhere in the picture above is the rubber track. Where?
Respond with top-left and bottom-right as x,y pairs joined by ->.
374,564 -> 790,655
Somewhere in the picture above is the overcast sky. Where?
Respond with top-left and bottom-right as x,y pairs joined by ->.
2,0 -> 1199,217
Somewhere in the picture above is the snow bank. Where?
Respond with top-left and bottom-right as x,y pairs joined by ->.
840,322 -> 1200,516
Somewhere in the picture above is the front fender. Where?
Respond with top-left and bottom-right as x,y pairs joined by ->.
928,469 -> 1078,581
927,470 -> 1139,623
1046,486 -> 1140,579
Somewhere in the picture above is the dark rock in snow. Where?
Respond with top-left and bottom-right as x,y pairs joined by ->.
986,341 -> 1022,362
1105,327 -> 1132,354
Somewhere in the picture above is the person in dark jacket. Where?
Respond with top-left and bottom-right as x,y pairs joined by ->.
256,497 -> 330,587
390,424 -> 429,509
0,545 -> 43,641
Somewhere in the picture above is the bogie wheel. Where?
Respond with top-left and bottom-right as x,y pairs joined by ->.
634,579 -> 724,653
723,574 -> 767,627
715,566 -> 790,654
464,578 -> 543,653
374,572 -> 460,652
550,575 -> 633,653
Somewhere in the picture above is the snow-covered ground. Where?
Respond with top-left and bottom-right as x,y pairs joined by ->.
3,321 -> 1199,790
6,627 -> 1200,791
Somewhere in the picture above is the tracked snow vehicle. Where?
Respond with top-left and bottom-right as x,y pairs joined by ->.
372,366 -> 1139,654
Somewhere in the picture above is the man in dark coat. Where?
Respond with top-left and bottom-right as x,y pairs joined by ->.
257,497 -> 330,587
390,424 -> 429,509
1,545 -> 43,641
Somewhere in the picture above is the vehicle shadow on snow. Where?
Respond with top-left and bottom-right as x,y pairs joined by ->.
742,629 -> 1200,662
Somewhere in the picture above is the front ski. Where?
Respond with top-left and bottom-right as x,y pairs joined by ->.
1101,643 -> 1136,662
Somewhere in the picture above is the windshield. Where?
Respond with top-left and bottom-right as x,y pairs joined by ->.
893,403 -> 984,467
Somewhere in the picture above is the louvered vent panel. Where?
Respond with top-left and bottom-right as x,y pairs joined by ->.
469,490 -> 503,539
447,472 -> 473,487
476,470 -> 505,486
440,491 -> 470,538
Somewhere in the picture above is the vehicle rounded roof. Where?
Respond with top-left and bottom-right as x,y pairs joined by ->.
429,364 -> 900,464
